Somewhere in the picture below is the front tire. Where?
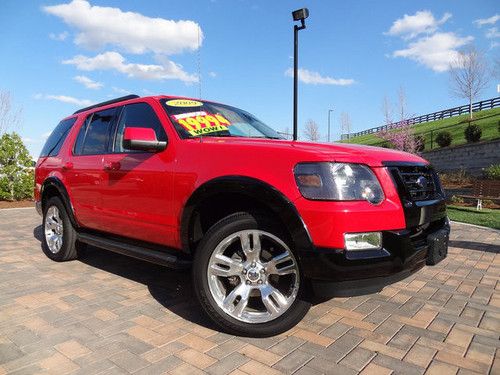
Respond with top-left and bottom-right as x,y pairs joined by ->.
42,197 -> 78,262
193,212 -> 310,337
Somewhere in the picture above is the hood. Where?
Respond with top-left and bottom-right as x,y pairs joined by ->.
199,137 -> 427,167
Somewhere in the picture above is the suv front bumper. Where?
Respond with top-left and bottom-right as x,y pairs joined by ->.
299,216 -> 450,296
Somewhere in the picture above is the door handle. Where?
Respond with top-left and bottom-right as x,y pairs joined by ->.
103,161 -> 121,171
62,162 -> 73,170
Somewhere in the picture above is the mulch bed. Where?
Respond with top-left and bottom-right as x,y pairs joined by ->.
0,200 -> 35,209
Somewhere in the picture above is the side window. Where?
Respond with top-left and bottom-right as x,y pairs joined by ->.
40,117 -> 77,157
114,103 -> 167,153
75,108 -> 117,155
73,115 -> 91,155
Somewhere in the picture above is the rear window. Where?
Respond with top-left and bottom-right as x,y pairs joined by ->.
73,107 -> 117,155
40,117 -> 77,157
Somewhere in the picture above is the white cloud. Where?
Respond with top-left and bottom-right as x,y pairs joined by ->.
43,0 -> 203,55
35,93 -> 93,106
474,14 -> 500,27
112,87 -> 132,95
209,71 -> 217,78
63,51 -> 198,83
486,27 -> 500,39
49,31 -> 68,41
285,68 -> 355,86
393,32 -> 473,72
386,10 -> 451,39
74,75 -> 103,89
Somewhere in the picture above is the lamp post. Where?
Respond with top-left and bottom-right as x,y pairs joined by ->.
327,109 -> 334,142
292,8 -> 309,141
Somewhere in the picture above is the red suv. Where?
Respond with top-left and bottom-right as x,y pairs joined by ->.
35,94 -> 449,336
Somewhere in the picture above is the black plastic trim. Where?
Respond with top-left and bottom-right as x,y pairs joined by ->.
180,176 -> 314,255
299,217 -> 450,285
40,177 -> 78,227
78,232 -> 191,269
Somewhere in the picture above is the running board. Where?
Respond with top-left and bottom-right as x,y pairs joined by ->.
78,233 -> 191,269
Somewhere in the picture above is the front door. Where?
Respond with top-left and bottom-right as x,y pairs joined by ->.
99,102 -> 176,246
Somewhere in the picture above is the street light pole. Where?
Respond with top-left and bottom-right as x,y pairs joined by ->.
327,109 -> 334,142
292,8 -> 309,141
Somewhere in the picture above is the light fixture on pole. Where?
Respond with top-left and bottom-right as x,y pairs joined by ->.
292,8 -> 309,141
327,109 -> 334,142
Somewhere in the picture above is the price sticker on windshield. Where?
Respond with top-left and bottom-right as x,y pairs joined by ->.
173,111 -> 231,136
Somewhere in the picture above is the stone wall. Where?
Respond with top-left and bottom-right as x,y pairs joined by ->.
422,139 -> 500,176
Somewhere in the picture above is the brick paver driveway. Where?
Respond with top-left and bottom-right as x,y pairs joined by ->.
0,208 -> 499,375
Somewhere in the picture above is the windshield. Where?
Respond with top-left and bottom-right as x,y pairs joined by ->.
162,99 -> 282,139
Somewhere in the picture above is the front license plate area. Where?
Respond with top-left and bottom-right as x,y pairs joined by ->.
426,229 -> 449,265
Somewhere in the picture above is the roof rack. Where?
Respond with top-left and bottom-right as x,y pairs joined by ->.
73,95 -> 140,115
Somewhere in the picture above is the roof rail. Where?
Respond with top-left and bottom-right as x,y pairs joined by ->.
73,95 -> 140,115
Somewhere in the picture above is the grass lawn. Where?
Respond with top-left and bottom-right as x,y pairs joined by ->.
343,107 -> 500,151
447,205 -> 500,230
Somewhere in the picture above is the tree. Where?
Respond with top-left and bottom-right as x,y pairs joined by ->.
378,120 -> 422,154
377,87 -> 422,154
303,119 -> 320,141
339,112 -> 351,139
0,133 -> 34,201
448,47 -> 489,120
397,86 -> 408,122
0,91 -> 22,134
381,95 -> 393,125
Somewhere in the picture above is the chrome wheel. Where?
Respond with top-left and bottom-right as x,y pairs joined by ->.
207,229 -> 300,324
44,206 -> 63,254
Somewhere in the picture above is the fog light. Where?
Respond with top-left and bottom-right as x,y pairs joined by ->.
344,232 -> 382,251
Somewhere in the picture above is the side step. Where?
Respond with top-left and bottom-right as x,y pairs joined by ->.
78,233 -> 191,269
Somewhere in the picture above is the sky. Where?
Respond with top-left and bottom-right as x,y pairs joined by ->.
0,0 -> 499,157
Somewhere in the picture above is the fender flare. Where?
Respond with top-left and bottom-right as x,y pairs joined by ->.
180,176 -> 313,255
40,177 -> 79,228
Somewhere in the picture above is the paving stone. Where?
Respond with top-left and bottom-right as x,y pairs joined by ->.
205,352 -> 249,375
1,210 -> 499,375
272,350 -> 313,374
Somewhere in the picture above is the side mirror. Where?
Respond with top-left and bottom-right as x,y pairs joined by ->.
123,127 -> 167,152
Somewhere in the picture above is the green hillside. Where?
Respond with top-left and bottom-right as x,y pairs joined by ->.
343,107 -> 500,151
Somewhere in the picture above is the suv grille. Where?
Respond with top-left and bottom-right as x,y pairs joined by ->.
389,165 -> 441,202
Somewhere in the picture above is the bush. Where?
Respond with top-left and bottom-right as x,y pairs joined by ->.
450,195 -> 464,204
435,131 -> 452,148
0,133 -> 34,201
439,169 -> 472,186
464,124 -> 482,143
414,135 -> 425,152
484,164 -> 500,180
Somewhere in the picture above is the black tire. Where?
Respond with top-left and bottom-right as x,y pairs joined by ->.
41,197 -> 78,262
193,212 -> 311,337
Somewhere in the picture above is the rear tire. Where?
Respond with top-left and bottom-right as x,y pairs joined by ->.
193,212 -> 310,337
42,197 -> 78,262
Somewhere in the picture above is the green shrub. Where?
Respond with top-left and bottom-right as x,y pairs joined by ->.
464,124 -> 482,143
450,195 -> 464,204
435,131 -> 452,148
484,164 -> 500,180
0,133 -> 34,201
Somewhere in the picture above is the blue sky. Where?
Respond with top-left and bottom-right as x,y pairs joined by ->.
1,0 -> 499,157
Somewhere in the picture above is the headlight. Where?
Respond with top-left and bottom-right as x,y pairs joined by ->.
294,162 -> 384,204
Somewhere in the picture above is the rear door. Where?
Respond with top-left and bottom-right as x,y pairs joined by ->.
99,102 -> 176,245
65,107 -> 118,229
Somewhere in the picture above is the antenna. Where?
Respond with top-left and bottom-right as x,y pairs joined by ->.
197,24 -> 202,99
